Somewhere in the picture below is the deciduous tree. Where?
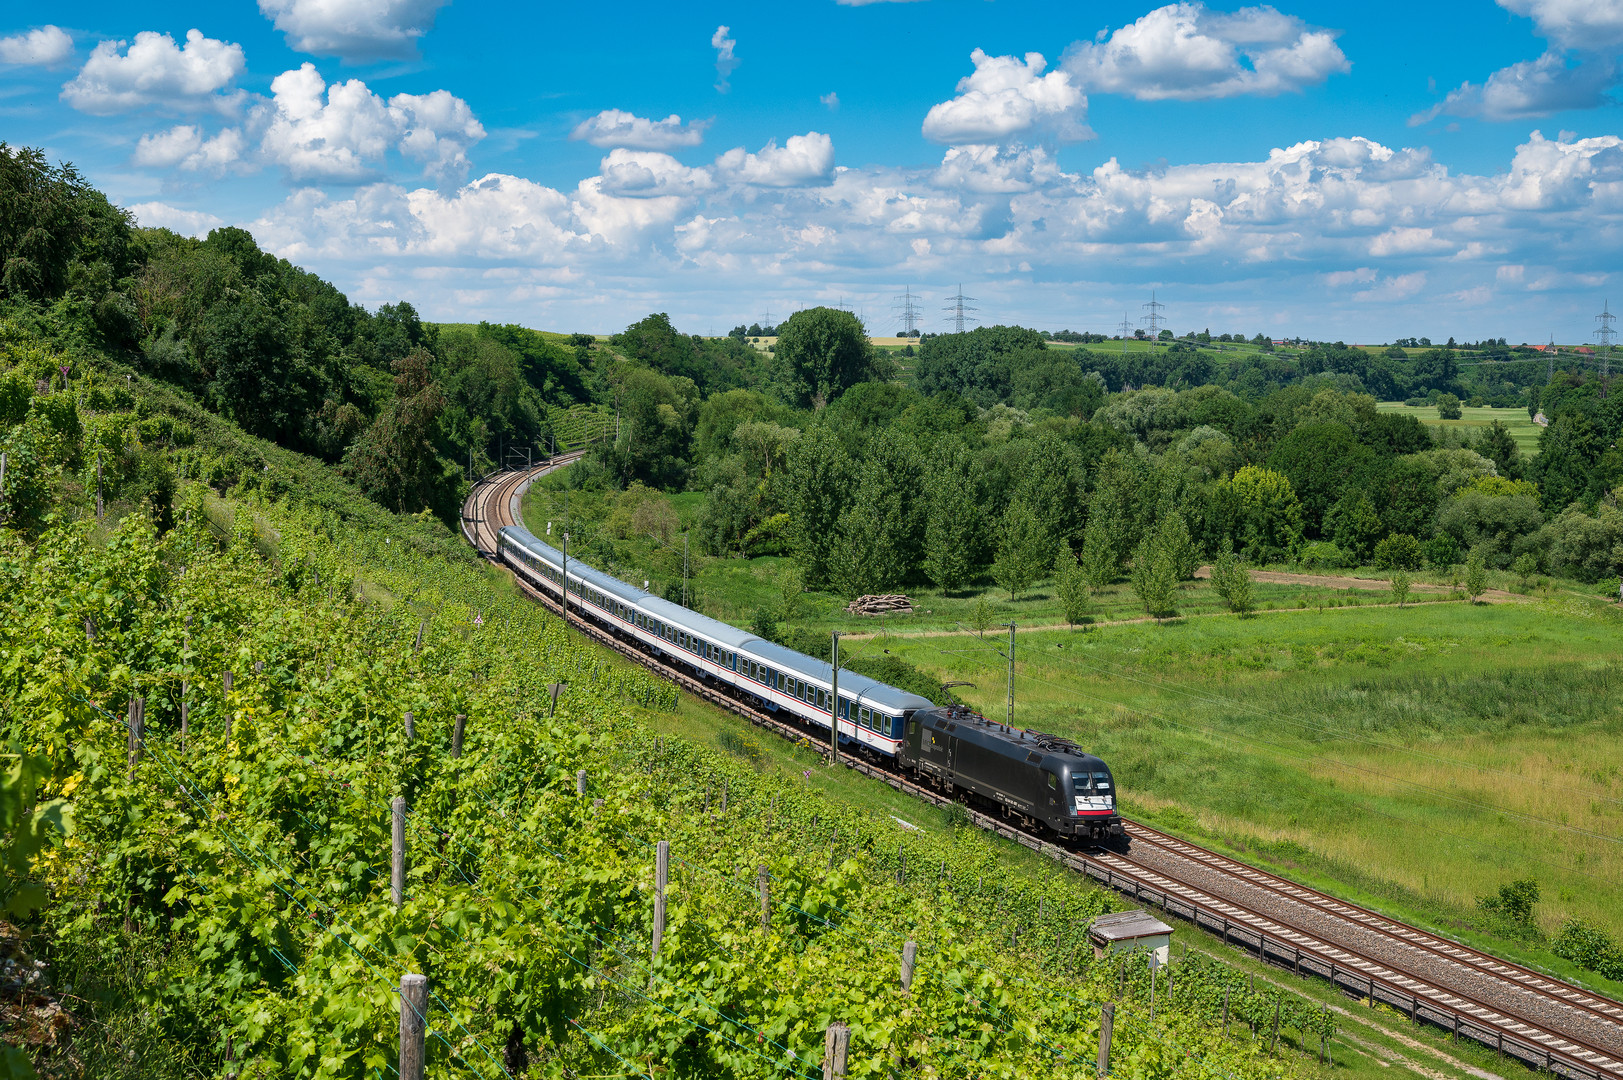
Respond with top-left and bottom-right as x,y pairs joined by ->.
776,307 -> 883,410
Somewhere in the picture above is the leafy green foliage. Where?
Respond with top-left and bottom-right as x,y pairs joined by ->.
1464,546 -> 1489,601
1130,532 -> 1177,620
1372,533 -> 1423,571
1080,506 -> 1121,590
991,498 -> 1049,600
1210,551 -> 1254,615
1389,570 -> 1411,607
1552,918 -> 1623,980
774,308 -> 885,411
1436,392 -> 1463,420
921,443 -> 981,593
1054,545 -> 1091,627
1477,878 -> 1540,937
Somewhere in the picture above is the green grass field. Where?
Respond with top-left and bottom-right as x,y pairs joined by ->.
1375,401 -> 1542,455
878,598 -> 1623,989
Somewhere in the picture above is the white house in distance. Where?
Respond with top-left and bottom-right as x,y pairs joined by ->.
1088,910 -> 1173,967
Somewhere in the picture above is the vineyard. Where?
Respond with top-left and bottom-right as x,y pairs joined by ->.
0,326 -> 1327,1077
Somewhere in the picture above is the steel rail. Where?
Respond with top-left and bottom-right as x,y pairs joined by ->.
462,466 -> 1623,1080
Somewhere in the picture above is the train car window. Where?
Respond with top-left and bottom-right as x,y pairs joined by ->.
777,672 -> 786,690
859,706 -> 871,729
908,719 -> 918,737
1047,772 -> 1059,790
815,688 -> 827,708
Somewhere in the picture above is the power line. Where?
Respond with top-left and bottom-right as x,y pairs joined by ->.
1141,290 -> 1166,348
943,284 -> 978,333
893,286 -> 925,336
1596,299 -> 1615,397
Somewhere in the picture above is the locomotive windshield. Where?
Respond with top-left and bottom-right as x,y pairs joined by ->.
1072,770 -> 1114,810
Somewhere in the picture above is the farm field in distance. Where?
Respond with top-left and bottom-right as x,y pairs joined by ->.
1375,401 -> 1543,455
877,597 -> 1623,989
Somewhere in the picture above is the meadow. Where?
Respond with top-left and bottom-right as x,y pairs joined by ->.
1375,401 -> 1542,455
877,598 -> 1623,984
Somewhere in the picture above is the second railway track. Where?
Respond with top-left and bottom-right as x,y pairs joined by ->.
463,462 -> 1623,1080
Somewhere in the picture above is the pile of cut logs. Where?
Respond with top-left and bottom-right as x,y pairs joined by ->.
846,594 -> 914,616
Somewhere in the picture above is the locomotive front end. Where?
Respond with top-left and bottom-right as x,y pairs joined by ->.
1067,758 -> 1124,842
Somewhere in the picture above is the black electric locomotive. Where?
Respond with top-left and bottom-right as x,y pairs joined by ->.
898,705 -> 1124,843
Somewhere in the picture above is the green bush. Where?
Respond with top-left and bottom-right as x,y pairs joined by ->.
1436,392 -> 1463,420
1477,878 -> 1541,938
1211,550 -> 1254,614
1552,918 -> 1623,980
1372,533 -> 1423,571
1422,533 -> 1461,568
1299,540 -> 1353,570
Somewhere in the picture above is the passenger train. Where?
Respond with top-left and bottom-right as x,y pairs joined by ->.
497,523 -> 1123,843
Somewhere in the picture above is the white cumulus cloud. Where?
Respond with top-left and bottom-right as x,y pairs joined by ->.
712,26 -> 739,92
570,109 -> 710,150
129,200 -> 225,237
933,144 -> 1062,193
0,25 -> 73,66
254,64 -> 484,182
821,91 -> 840,111
1416,0 -> 1623,123
715,132 -> 835,186
597,149 -> 714,197
1499,0 -> 1623,50
133,125 -> 246,172
922,49 -> 1090,144
258,0 -> 450,60
1061,3 -> 1350,101
61,29 -> 245,115
1412,50 -> 1615,123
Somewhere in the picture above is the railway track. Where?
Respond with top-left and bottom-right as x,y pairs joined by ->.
462,464 -> 1623,1080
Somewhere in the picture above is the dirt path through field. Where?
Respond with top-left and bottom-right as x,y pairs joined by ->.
1191,565 -> 1524,603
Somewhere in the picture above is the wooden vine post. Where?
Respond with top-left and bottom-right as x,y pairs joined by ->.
222,670 -> 233,743
126,697 -> 145,777
758,866 -> 770,931
180,616 -> 191,752
576,769 -> 587,796
391,796 -> 407,908
900,940 -> 918,992
399,973 -> 428,1080
404,711 -> 415,742
1097,1002 -> 1114,1077
822,1022 -> 849,1079
451,714 -> 466,758
652,840 -> 669,961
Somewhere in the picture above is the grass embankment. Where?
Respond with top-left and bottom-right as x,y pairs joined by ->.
875,600 -> 1623,989
1375,402 -> 1542,455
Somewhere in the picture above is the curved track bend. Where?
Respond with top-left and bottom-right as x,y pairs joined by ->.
463,464 -> 1623,1080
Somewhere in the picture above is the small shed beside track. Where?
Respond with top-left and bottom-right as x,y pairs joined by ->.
1089,910 -> 1173,966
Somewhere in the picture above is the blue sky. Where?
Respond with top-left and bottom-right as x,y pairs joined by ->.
4,0 -> 1622,343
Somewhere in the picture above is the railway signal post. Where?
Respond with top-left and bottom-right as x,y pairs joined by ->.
1007,622 -> 1016,728
830,631 -> 840,764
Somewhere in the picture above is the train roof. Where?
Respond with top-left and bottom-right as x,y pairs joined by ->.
500,525 -> 936,714
745,637 -> 935,714
916,705 -> 1110,773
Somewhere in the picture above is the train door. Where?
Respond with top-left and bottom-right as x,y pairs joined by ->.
920,722 -> 951,782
